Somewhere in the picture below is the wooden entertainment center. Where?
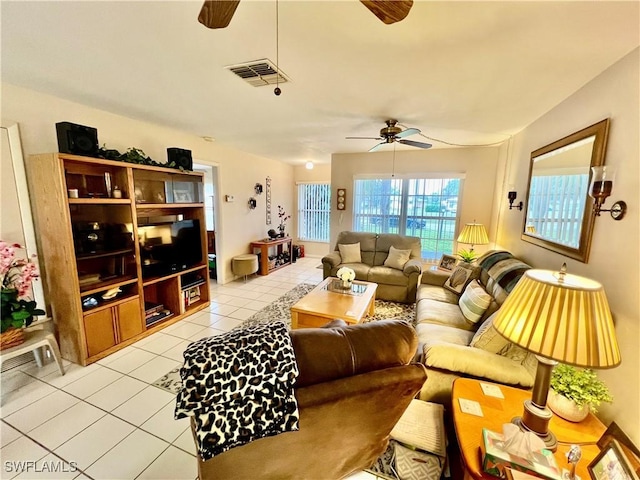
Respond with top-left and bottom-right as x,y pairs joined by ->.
26,153 -> 210,366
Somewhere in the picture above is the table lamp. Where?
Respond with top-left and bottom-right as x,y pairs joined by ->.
457,222 -> 489,261
492,265 -> 621,451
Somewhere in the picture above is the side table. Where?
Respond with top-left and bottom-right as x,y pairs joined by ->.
250,237 -> 293,275
452,377 -> 605,480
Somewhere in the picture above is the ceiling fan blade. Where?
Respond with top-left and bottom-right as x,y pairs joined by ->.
369,142 -> 387,152
359,0 -> 413,25
395,127 -> 420,139
346,136 -> 383,140
198,0 -> 240,29
398,139 -> 432,149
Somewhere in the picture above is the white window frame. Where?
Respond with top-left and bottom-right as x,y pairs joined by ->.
352,173 -> 464,261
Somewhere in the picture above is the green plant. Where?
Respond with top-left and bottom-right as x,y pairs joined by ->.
98,145 -> 185,171
456,249 -> 478,263
550,364 -> 612,412
1,289 -> 44,333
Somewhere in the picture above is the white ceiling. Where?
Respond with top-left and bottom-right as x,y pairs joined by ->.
2,1 -> 639,166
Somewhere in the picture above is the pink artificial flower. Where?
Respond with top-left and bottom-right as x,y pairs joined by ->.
0,240 -> 40,299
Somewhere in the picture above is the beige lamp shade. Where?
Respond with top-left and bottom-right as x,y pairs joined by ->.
492,269 -> 621,368
457,223 -> 489,246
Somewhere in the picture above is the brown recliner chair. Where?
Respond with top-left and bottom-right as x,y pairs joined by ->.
193,320 -> 427,480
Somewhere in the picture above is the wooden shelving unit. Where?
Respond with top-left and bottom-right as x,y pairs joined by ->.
26,153 -> 210,365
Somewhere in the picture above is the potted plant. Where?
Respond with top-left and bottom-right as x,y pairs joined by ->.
456,249 -> 478,263
548,363 -> 613,422
1,241 -> 45,349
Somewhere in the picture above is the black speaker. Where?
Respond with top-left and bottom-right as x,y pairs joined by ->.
56,122 -> 99,157
167,147 -> 193,171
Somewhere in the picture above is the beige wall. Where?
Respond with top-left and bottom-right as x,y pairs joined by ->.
330,147 -> 501,256
292,163 -> 331,258
1,83 -> 294,285
495,49 -> 640,443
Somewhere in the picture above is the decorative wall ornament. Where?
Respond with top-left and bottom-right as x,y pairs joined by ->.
336,188 -> 346,210
255,183 -> 263,195
265,177 -> 272,225
248,197 -> 257,210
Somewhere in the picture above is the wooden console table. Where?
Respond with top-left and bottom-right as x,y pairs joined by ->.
250,237 -> 293,275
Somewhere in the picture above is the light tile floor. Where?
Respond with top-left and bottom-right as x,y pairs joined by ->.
0,257 -> 381,480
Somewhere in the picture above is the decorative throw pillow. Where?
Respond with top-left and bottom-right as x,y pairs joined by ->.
383,245 -> 412,270
470,313 -> 532,364
338,242 -> 361,264
444,265 -> 478,295
458,280 -> 492,324
470,313 -> 507,351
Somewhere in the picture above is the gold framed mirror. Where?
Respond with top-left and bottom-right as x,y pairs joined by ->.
521,118 -> 610,263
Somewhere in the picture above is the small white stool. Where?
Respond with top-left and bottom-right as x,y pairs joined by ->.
0,329 -> 65,376
232,254 -> 259,281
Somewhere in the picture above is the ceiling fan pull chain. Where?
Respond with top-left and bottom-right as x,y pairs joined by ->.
274,0 -> 281,96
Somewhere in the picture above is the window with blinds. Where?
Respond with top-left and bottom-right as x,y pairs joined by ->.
352,177 -> 462,261
526,174 -> 588,247
297,183 -> 331,242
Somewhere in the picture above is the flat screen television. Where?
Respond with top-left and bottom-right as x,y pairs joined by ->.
139,219 -> 203,277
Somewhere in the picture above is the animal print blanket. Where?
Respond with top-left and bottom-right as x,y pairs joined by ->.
174,321 -> 300,460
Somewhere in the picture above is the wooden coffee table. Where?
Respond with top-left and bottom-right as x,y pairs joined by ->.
452,377 -> 605,480
290,277 -> 377,329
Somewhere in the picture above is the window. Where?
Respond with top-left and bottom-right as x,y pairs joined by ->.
353,176 -> 462,261
297,182 -> 331,242
526,173 -> 588,248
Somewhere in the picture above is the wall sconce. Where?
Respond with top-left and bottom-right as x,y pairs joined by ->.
508,191 -> 523,210
248,197 -> 257,209
254,183 -> 263,195
589,166 -> 627,220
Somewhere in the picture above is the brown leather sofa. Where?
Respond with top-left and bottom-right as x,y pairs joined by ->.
322,231 -> 423,303
193,320 -> 427,480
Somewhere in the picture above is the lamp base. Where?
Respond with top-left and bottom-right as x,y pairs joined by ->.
511,399 -> 558,452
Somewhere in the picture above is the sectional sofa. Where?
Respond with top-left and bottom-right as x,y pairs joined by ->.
414,251 -> 538,404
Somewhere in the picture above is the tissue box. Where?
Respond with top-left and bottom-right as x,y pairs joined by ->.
481,429 -> 562,480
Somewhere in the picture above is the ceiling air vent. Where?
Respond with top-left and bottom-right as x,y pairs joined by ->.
225,59 -> 290,87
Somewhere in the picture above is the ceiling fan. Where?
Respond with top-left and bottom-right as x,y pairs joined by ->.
198,0 -> 413,29
346,119 -> 432,152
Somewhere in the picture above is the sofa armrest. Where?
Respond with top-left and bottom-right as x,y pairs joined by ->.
421,269 -> 449,287
403,258 -> 422,276
321,252 -> 342,279
424,343 -> 535,387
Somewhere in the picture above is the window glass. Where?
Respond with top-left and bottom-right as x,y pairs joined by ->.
353,177 -> 461,261
297,183 -> 331,242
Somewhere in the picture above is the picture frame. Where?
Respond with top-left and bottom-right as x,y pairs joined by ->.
173,189 -> 194,203
597,422 -> 640,476
438,254 -> 458,271
443,265 -> 473,294
588,439 -> 640,480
